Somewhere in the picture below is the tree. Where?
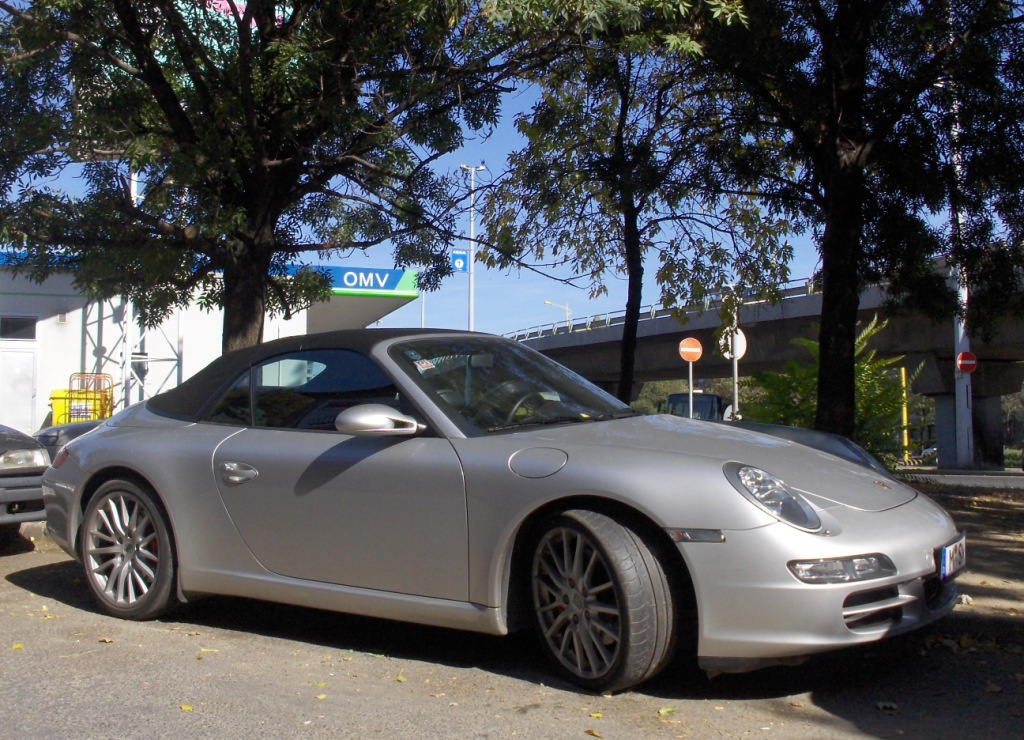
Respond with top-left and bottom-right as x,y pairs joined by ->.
630,378 -> 688,415
691,0 -> 1024,437
0,0 -> 541,352
480,46 -> 791,401
743,316 -> 917,467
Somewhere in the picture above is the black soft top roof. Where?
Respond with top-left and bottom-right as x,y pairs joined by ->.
146,328 -> 472,422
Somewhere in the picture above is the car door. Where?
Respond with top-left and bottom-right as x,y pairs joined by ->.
209,348 -> 469,601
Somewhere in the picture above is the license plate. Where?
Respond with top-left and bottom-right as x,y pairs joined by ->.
939,533 -> 967,580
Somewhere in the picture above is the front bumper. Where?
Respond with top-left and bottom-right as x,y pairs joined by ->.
678,495 -> 961,673
0,472 -> 47,525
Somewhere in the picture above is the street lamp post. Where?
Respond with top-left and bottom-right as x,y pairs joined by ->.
544,301 -> 572,330
460,163 -> 486,331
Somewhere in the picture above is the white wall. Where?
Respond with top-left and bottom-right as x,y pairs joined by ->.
1,270 -> 309,433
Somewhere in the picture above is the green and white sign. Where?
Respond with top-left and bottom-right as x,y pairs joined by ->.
324,267 -> 418,299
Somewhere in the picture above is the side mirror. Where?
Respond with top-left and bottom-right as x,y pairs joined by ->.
334,404 -> 424,436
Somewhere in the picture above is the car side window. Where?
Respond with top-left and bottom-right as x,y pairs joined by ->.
204,349 -> 403,430
206,372 -> 252,425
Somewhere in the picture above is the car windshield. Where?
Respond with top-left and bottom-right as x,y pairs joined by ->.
388,336 -> 634,434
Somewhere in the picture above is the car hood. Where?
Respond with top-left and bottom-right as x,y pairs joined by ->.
506,414 -> 915,512
0,424 -> 44,454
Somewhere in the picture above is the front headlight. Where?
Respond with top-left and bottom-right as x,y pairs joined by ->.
724,463 -> 821,532
788,554 -> 897,583
0,447 -> 50,471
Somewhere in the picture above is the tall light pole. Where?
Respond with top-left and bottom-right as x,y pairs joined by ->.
544,301 -> 572,329
460,163 -> 486,331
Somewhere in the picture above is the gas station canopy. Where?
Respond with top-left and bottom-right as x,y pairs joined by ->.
304,266 -> 419,332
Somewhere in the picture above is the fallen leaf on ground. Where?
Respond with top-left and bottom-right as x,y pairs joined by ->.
584,730 -> 602,738
98,638 -> 113,644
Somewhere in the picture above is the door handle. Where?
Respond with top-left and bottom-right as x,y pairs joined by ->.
221,461 -> 259,485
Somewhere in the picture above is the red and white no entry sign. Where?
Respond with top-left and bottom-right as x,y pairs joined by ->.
956,351 -> 978,373
678,337 -> 703,363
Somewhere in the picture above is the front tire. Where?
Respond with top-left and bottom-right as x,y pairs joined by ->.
530,509 -> 674,692
81,479 -> 176,620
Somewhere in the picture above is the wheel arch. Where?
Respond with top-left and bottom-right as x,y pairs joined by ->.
502,495 -> 697,637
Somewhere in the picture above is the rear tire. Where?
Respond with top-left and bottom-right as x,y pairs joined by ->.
530,509 -> 674,692
81,479 -> 177,620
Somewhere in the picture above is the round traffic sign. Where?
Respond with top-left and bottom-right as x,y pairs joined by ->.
956,351 -> 978,373
678,337 -> 703,363
719,328 -> 747,360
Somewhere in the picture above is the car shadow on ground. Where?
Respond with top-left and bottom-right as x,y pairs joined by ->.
4,556 -> 97,611
4,557 -> 558,685
7,556 -> 1021,676
0,528 -> 38,556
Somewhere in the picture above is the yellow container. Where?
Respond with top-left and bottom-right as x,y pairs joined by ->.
49,389 -> 113,425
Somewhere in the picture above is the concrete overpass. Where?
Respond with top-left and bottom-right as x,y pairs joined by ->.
508,280 -> 1024,467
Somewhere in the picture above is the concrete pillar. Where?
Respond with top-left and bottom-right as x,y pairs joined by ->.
973,395 -> 1005,466
933,393 -> 1004,467
934,395 -> 957,468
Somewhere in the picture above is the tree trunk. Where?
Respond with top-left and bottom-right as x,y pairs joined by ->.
813,3 -> 873,439
221,243 -> 271,354
815,168 -> 864,438
617,205 -> 644,403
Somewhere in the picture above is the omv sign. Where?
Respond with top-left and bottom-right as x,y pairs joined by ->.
323,266 -> 418,298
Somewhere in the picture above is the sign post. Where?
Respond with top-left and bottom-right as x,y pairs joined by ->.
678,338 -> 703,417
460,163 -> 486,331
719,327 -> 747,420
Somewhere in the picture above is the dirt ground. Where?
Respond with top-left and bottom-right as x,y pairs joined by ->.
907,480 -> 1024,618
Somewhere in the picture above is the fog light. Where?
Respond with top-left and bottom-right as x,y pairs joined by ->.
788,554 -> 897,583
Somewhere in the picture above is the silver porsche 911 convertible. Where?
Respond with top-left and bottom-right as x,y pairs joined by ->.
42,329 -> 965,692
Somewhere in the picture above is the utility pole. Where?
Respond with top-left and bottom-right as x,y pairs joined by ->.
460,163 -> 486,331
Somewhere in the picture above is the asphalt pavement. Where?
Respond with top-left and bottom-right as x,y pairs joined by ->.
3,501 -> 1022,739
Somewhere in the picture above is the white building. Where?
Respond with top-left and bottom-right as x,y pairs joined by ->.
0,264 -> 418,434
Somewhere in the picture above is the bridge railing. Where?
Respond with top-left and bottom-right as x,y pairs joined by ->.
503,278 -> 819,342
